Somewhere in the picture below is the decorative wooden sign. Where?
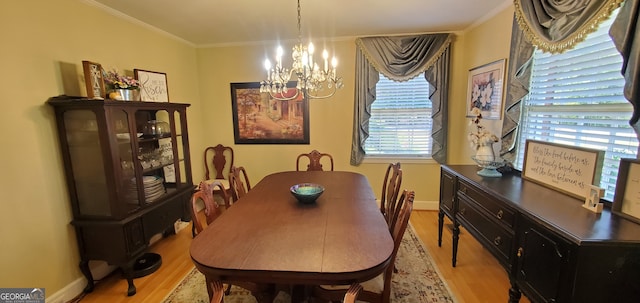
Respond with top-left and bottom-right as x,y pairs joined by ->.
522,139 -> 604,200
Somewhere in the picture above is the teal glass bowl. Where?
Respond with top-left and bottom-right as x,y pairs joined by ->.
290,183 -> 325,204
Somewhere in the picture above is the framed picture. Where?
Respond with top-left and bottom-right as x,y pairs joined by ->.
522,139 -> 605,200
612,158 -> 640,224
134,69 -> 169,102
230,82 -> 309,144
466,59 -> 506,119
82,60 -> 105,99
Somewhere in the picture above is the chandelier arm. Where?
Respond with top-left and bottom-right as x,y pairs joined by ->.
304,87 -> 337,100
267,89 -> 301,101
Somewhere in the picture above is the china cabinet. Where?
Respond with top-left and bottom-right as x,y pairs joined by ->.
47,96 -> 194,296
439,165 -> 640,303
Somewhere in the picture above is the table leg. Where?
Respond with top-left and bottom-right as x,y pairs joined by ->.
290,284 -> 308,303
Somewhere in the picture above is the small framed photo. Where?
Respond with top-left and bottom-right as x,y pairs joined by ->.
230,82 -> 309,144
612,158 -> 640,224
82,60 -> 105,99
134,69 -> 169,102
466,59 -> 506,120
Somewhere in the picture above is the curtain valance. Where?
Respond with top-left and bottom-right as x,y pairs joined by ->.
514,0 -> 624,53
355,34 -> 452,81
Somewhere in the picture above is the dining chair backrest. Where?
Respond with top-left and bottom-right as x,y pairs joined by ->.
381,162 -> 402,230
190,180 -> 226,235
343,283 -> 363,303
296,149 -> 334,171
228,166 -> 251,202
312,190 -> 414,303
204,144 -> 234,181
383,190 -> 414,297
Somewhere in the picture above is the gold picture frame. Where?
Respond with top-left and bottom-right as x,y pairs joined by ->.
230,82 -> 309,144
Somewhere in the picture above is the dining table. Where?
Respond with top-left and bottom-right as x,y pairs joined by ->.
190,170 -> 394,302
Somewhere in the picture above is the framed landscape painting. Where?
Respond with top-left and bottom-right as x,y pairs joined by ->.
230,82 -> 309,144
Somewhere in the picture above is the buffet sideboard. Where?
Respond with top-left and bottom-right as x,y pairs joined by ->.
438,165 -> 640,303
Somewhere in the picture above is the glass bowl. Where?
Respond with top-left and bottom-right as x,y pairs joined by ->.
290,183 -> 325,204
143,120 -> 170,137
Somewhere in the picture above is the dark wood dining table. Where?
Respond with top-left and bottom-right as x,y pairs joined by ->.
190,170 -> 394,302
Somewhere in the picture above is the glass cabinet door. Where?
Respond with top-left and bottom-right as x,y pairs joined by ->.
64,110 -> 111,216
112,109 -> 140,213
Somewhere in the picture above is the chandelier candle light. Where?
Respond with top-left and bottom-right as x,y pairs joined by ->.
260,0 -> 343,100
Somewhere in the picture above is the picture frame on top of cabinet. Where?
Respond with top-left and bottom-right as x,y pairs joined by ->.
612,158 -> 640,224
134,69 -> 169,102
466,58 -> 506,120
82,60 -> 105,100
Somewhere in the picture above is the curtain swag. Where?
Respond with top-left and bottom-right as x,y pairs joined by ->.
355,34 -> 452,81
514,0 -> 625,53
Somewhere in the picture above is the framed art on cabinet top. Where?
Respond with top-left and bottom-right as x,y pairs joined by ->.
134,69 -> 169,102
613,158 -> 640,224
82,60 -> 105,99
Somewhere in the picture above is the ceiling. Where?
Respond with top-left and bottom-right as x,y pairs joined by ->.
90,0 -> 511,47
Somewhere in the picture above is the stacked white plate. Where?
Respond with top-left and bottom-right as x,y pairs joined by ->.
143,176 -> 165,203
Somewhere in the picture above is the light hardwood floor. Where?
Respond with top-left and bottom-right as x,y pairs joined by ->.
74,210 -> 530,303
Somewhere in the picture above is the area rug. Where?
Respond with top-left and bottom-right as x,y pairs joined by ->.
163,224 -> 456,302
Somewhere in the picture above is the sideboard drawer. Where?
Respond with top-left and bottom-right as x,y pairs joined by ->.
458,196 -> 514,267
458,180 -> 515,229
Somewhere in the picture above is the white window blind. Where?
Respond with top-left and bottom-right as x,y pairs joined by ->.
364,73 -> 432,157
515,14 -> 638,201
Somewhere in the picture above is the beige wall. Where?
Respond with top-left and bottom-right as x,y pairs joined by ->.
449,6 -> 515,163
0,0 -> 200,294
0,0 -> 515,298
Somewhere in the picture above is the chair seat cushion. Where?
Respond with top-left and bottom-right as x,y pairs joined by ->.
203,178 -> 230,190
319,273 -> 383,294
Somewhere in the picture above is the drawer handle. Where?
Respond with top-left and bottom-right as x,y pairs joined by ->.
459,208 -> 466,215
493,236 -> 502,246
461,187 -> 467,193
517,247 -> 524,257
496,210 -> 504,220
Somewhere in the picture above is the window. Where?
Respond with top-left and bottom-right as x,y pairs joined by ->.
364,73 -> 432,158
515,13 -> 638,201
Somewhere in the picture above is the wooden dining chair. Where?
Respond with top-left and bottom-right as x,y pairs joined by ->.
296,149 -> 334,171
190,180 -> 226,235
204,144 -> 234,207
312,190 -> 415,303
228,165 -> 251,202
343,283 -> 363,303
381,162 -> 403,231
191,180 -> 274,301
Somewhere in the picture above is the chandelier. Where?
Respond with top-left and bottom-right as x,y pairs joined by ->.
259,0 -> 343,100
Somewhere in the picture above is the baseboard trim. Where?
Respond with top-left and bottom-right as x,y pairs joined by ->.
48,262 -> 116,303
414,200 -> 438,211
